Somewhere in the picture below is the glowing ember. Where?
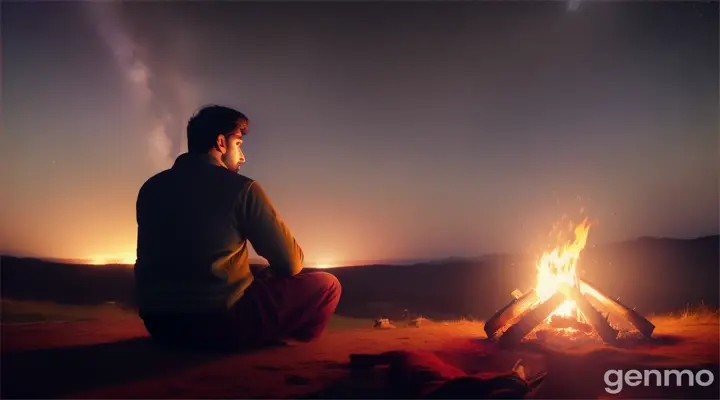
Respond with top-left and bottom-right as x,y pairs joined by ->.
534,217 -> 592,321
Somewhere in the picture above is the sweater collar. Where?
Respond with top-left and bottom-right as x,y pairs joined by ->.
172,152 -> 226,169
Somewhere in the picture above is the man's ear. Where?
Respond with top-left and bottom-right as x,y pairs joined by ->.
215,134 -> 227,154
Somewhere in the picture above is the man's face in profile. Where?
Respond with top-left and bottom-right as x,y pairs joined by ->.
219,120 -> 248,173
221,131 -> 245,173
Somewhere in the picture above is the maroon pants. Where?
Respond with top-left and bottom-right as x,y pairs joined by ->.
142,271 -> 342,351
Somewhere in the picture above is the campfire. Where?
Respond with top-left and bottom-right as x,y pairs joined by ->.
485,218 -> 655,347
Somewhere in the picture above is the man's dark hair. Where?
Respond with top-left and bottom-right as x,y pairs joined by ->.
187,105 -> 249,153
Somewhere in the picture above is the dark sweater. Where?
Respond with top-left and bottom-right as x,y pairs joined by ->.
134,152 -> 304,314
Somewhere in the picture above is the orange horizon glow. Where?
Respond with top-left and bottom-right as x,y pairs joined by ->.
81,252 -> 345,268
87,252 -> 137,266
312,263 -> 336,269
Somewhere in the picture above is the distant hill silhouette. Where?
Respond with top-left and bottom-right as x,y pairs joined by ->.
2,235 -> 717,320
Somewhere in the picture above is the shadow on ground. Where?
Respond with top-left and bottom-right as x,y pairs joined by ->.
2,329 -> 719,399
0,336 -> 292,399
2,337 -> 214,398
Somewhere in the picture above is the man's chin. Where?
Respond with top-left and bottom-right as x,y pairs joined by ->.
225,161 -> 240,173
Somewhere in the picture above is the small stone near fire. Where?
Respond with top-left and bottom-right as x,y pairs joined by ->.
373,318 -> 396,329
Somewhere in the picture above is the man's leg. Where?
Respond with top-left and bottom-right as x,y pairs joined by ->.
232,271 -> 342,346
142,311 -> 239,351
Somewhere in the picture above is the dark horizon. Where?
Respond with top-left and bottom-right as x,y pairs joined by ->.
2,1 -> 718,265
2,233 -> 718,319
3,233 -> 717,268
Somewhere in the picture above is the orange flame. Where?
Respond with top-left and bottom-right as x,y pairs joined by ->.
535,217 -> 591,320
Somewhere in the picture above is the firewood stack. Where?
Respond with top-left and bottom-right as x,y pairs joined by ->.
485,279 -> 655,348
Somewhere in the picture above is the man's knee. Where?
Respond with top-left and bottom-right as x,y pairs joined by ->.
321,271 -> 342,294
308,271 -> 342,299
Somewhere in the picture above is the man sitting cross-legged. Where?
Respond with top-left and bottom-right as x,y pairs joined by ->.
134,105 -> 342,351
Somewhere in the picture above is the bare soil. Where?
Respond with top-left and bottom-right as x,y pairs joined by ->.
2,308 -> 718,399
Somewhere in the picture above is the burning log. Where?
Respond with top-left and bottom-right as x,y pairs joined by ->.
549,315 -> 592,333
579,279 -> 655,338
484,289 -> 539,338
564,285 -> 619,344
485,219 -> 653,346
487,280 -> 653,346
498,291 -> 566,349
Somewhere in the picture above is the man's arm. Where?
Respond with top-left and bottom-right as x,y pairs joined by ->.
237,181 -> 304,277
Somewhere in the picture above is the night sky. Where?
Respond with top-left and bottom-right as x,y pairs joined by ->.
1,1 -> 717,266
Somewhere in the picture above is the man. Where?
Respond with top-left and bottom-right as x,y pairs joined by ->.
134,105 -> 342,351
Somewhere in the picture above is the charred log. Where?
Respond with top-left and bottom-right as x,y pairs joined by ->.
565,285 -> 619,344
498,291 -> 566,349
579,279 -> 655,338
484,290 -> 539,338
549,315 -> 593,333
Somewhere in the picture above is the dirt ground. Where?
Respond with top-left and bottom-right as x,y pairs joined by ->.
2,310 -> 719,399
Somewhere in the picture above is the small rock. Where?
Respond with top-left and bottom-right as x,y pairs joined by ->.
373,318 -> 396,329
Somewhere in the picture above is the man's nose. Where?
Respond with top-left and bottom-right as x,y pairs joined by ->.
239,149 -> 246,164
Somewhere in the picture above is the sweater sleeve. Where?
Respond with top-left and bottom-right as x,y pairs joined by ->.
237,181 -> 304,277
